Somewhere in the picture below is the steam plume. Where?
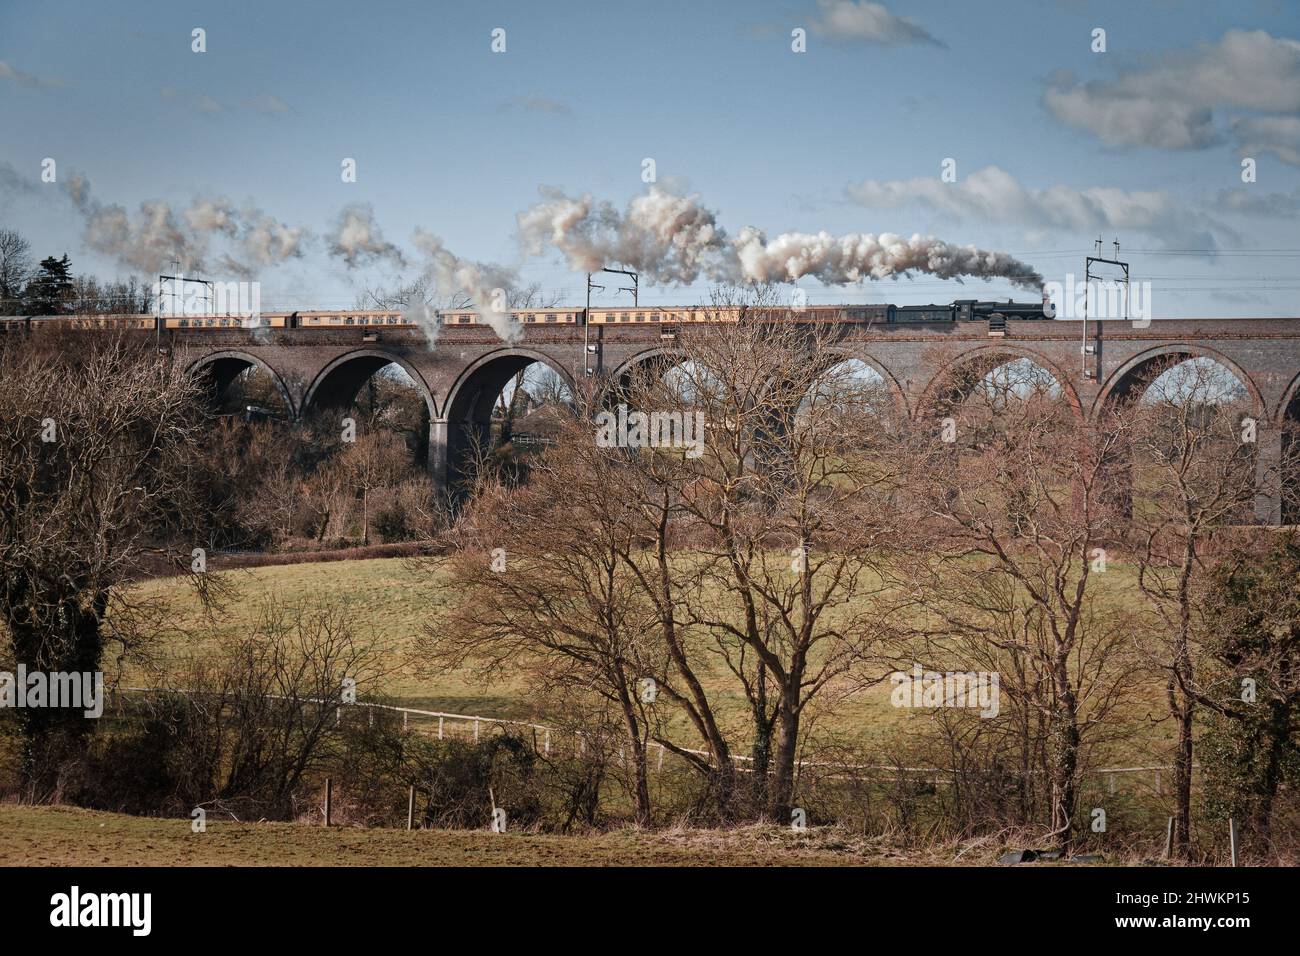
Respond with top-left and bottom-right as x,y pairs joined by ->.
519,185 -> 1044,291
62,173 -> 307,277
326,203 -> 405,268
731,227 -> 1045,291
411,229 -> 522,342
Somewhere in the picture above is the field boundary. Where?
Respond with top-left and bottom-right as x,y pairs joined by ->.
111,686 -> 1184,787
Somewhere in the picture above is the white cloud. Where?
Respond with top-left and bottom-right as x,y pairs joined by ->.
1232,115 -> 1300,166
1043,30 -> 1300,162
163,88 -> 293,116
847,165 -> 1230,250
808,0 -> 943,48
245,93 -> 291,114
0,60 -> 67,89
500,94 -> 571,115
1213,185 -> 1300,217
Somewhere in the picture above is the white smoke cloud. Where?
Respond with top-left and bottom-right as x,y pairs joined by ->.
519,185 -> 1043,291
732,228 -> 1043,291
327,203 -> 406,268
62,173 -> 307,276
219,208 -> 308,278
184,198 -> 239,237
518,186 -> 729,284
411,229 -> 522,343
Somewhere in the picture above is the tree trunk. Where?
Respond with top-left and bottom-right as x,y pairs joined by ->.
616,680 -> 652,827
750,666 -> 773,808
1046,688 -> 1080,849
1172,705 -> 1194,857
766,699 -> 800,822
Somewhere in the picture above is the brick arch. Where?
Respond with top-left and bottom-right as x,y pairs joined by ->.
443,347 -> 576,421
301,348 -> 437,420
915,344 -> 1083,420
1092,344 -> 1265,420
1278,368 -> 1300,426
605,345 -> 908,414
187,349 -> 298,417
602,346 -> 688,406
442,347 -> 577,487
821,346 -> 910,417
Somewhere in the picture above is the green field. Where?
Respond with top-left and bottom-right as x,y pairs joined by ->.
121,555 -> 1173,769
127,557 -> 534,718
126,556 -> 918,749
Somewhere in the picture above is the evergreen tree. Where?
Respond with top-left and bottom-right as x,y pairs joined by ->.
23,254 -> 74,314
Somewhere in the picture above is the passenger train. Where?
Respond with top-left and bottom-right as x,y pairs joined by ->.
0,299 -> 1048,334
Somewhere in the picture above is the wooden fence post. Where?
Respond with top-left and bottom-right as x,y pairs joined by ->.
438,716 -> 444,740
1163,816 -> 1174,859
1229,818 -> 1239,867
407,785 -> 415,831
324,778 -> 333,827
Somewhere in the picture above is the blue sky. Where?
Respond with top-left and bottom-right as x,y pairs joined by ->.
1,0 -> 1298,316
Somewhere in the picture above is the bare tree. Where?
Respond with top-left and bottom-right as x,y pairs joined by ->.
424,425 -> 663,825
895,361 -> 1138,848
0,228 -> 33,314
333,428 -> 410,545
0,332 -> 222,795
624,290 -> 910,820
1127,357 -> 1265,856
145,595 -> 395,820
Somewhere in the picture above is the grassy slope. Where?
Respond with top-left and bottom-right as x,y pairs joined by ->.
0,805 -> 924,867
122,555 -> 1172,764
125,557 -> 913,747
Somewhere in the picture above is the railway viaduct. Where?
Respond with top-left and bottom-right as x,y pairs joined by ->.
165,315 -> 1300,523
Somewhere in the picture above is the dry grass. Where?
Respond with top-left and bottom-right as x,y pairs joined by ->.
0,804 -> 949,867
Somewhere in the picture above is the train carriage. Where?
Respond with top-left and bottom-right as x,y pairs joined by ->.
0,298 -> 1049,335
